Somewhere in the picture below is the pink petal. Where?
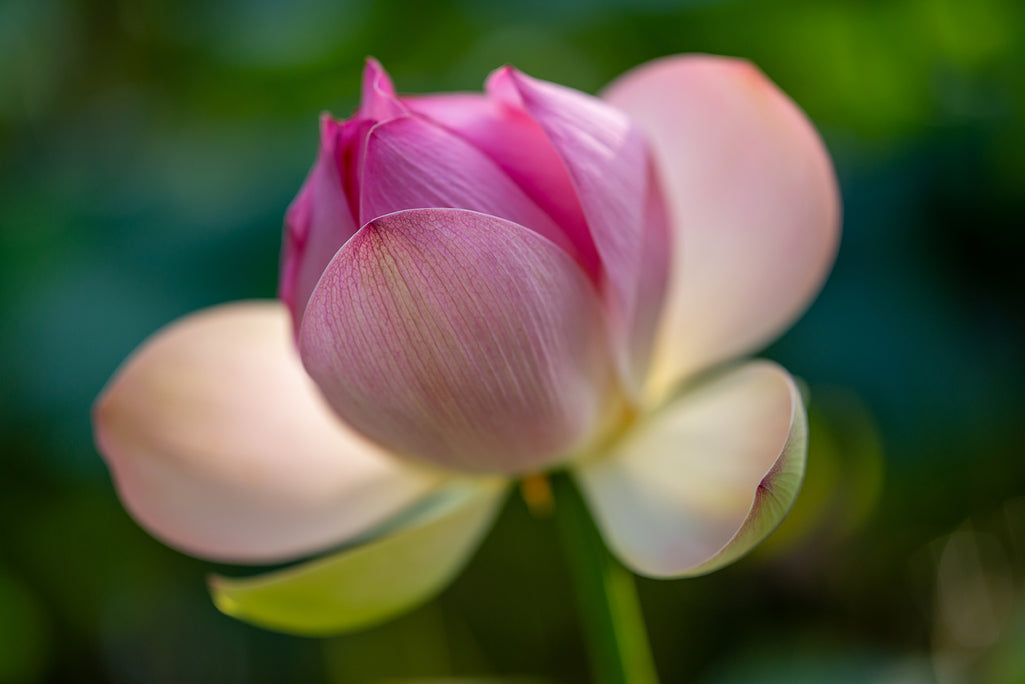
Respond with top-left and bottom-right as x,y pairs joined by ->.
336,116 -> 374,236
359,115 -> 579,260
491,67 -> 670,393
299,208 -> 616,475
404,93 -> 602,283
94,301 -> 443,564
279,116 -> 360,329
603,56 -> 841,399
574,361 -> 806,578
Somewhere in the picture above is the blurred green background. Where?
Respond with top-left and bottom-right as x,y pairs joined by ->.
2,0 -> 1025,682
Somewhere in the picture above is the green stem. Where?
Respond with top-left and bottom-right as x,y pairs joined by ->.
552,472 -> 660,684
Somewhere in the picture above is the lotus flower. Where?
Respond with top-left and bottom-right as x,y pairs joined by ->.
93,55 -> 839,634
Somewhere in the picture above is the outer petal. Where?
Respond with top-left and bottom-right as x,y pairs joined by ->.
93,301 -> 443,564
603,56 -> 841,399
359,115 -> 579,259
574,361 -> 807,578
299,208 -> 616,475
491,68 -> 670,392
210,479 -> 506,636
279,116 -> 360,329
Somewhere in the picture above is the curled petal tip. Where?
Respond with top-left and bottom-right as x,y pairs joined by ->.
574,361 -> 807,578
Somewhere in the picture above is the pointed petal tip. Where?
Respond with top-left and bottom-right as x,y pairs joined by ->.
487,64 -> 516,80
360,57 -> 404,120
361,56 -> 393,92
484,65 -> 523,104
317,112 -> 343,140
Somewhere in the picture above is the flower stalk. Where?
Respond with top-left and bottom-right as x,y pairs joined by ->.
552,472 -> 660,684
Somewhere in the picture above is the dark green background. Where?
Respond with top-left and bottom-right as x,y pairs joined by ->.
2,0 -> 1024,681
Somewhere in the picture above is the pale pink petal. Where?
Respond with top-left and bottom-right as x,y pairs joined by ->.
279,116 -> 359,329
574,361 -> 806,578
299,208 -> 616,475
94,301 -> 444,564
630,160 -> 672,392
405,92 -> 601,283
603,56 -> 841,399
492,67 -> 670,392
359,115 -> 580,261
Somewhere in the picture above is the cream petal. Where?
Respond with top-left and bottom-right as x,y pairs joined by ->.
210,479 -> 507,635
574,361 -> 807,578
94,301 -> 443,564
604,56 -> 840,399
